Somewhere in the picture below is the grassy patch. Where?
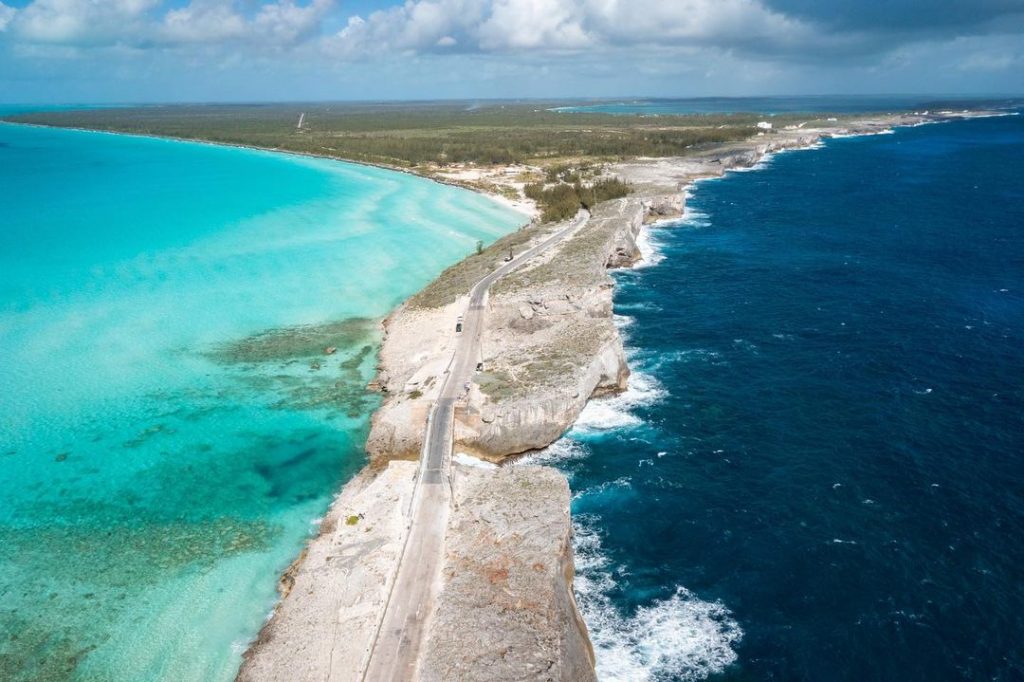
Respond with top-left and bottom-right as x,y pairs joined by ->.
2,102 -> 778,168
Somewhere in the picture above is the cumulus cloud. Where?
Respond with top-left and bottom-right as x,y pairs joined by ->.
324,0 -> 1024,61
161,0 -> 248,44
1,0 -> 334,48
324,0 -> 877,60
477,0 -> 591,51
1,0 -> 1022,68
8,0 -> 160,45
253,0 -> 332,45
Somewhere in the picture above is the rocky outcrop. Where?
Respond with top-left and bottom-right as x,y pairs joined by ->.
236,462 -> 418,682
237,461 -> 595,682
364,301 -> 463,461
642,193 -> 685,223
452,199 -> 649,461
239,112 -> 999,682
606,200 -> 645,267
420,465 -> 596,682
456,335 -> 628,460
365,194 -> 685,464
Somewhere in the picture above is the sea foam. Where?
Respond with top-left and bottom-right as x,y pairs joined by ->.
515,437 -> 590,468
633,226 -> 666,268
573,516 -> 743,681
570,370 -> 666,435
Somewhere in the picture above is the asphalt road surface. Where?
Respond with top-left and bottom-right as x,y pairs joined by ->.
360,210 -> 589,682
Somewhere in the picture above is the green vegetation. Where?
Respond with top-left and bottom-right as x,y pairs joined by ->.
525,177 -> 631,222
476,370 -> 518,402
345,515 -> 360,526
3,101 -> 775,168
4,102 -> 875,228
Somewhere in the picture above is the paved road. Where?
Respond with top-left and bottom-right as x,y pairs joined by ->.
360,210 -> 589,682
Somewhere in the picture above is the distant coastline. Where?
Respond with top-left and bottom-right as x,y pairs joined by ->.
233,108 -> 1005,679
0,118 -> 540,222
0,119 -> 538,220
5,106 -> 1007,680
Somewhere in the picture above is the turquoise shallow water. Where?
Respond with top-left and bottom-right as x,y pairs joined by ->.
0,122 -> 524,681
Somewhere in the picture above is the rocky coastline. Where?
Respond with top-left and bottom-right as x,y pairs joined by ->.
238,109 -> 998,681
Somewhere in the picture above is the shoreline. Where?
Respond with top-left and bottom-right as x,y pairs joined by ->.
7,108 -> 1004,679
0,119 -> 540,221
537,106 -> 1024,680
236,107 -> 1007,680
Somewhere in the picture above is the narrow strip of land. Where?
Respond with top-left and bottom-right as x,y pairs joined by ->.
361,210 -> 590,681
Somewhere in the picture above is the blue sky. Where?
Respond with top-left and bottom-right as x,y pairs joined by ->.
0,0 -> 1022,103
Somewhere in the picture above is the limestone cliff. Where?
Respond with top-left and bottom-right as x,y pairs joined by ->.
365,196 -> 676,465
454,197 -> 679,461
239,112 -> 998,682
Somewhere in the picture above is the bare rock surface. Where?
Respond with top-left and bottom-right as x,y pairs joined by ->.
236,462 -> 417,682
239,111 -> 997,681
457,196 -> 686,460
420,465 -> 596,682
365,302 -> 461,461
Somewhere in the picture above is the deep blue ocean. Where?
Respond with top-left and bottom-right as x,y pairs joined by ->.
534,113 -> 1024,680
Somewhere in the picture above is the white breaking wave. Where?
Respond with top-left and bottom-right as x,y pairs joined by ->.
570,370 -> 666,434
678,186 -> 711,228
613,314 -> 636,345
728,157 -> 773,173
515,437 -> 590,468
828,127 -> 896,140
612,313 -> 635,330
615,301 -> 663,313
634,226 -> 666,268
684,209 -> 711,227
453,452 -> 498,469
573,517 -> 743,681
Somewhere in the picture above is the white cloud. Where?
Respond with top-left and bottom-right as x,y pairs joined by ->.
161,0 -> 248,44
1,0 -> 1022,78
2,0 -> 334,48
476,0 -> 591,51
9,0 -> 160,45
324,0 -> 840,58
0,3 -> 16,32
253,0 -> 334,46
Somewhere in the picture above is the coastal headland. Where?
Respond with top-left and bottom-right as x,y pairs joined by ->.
4,105 -> 1001,680
233,109 -> 1000,681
